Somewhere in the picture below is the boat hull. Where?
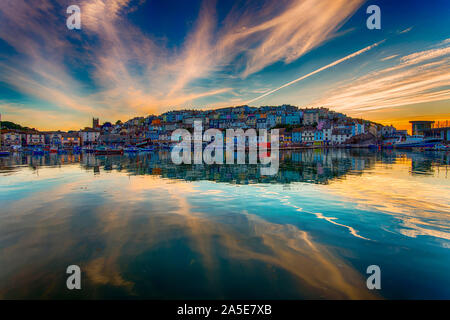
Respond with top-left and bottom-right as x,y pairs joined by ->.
95,150 -> 123,155
394,142 -> 441,148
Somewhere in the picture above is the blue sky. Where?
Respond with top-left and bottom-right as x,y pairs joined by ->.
0,0 -> 449,131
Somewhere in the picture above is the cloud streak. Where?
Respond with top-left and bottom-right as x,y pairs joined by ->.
311,43 -> 450,113
246,40 -> 385,104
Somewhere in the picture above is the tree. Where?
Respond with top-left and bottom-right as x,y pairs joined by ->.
0,121 -> 31,131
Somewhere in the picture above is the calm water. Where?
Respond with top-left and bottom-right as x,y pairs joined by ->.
0,149 -> 449,299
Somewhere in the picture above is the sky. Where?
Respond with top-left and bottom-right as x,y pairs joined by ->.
0,0 -> 449,132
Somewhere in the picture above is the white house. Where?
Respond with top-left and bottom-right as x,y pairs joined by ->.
26,133 -> 45,145
79,129 -> 100,146
2,132 -> 22,146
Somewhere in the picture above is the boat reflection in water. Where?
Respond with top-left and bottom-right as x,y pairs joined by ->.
0,149 -> 449,299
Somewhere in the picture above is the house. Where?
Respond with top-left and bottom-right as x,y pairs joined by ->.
26,133 -> 45,146
266,114 -> 277,128
98,134 -> 126,145
151,119 -> 161,125
381,125 -> 396,137
303,109 -> 319,125
256,118 -> 268,129
158,131 -> 171,142
321,122 -> 333,144
292,128 -> 302,144
146,130 -> 159,141
314,130 -> 324,142
79,129 -> 100,146
276,115 -> 285,125
331,128 -> 352,145
301,127 -> 315,144
183,117 -> 207,127
352,123 -> 366,136
1,131 -> 22,146
278,128 -> 292,146
246,116 -> 256,127
285,112 -> 301,125
61,132 -> 81,147
45,132 -> 63,146
318,107 -> 329,119
163,122 -> 177,131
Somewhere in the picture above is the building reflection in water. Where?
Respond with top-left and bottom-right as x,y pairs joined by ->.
1,149 -> 448,183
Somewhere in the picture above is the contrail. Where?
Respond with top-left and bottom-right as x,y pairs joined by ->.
246,40 -> 385,104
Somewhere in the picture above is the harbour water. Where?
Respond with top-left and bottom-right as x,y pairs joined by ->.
0,149 -> 449,299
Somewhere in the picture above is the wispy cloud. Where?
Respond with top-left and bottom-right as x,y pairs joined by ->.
246,40 -> 385,104
0,0 -> 366,129
399,26 -> 413,34
380,54 -> 398,61
218,0 -> 364,77
311,44 -> 450,112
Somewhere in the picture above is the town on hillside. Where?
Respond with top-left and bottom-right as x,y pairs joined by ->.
1,105 -> 449,155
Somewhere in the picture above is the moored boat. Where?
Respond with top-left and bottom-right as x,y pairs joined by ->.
394,135 -> 443,149
82,146 -> 95,153
32,148 -> 44,155
124,146 -> 139,153
424,143 -> 450,151
138,147 -> 154,152
95,146 -> 123,155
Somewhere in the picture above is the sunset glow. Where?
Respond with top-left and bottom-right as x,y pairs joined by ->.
0,0 -> 448,130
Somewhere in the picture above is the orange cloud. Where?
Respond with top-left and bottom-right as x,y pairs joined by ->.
0,0 -> 367,131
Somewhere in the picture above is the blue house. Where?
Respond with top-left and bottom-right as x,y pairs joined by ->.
285,113 -> 301,125
314,130 -> 324,142
292,128 -> 302,143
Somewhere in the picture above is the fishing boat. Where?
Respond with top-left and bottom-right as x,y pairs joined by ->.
32,148 -> 44,155
82,146 -> 95,153
394,135 -> 443,148
425,143 -> 450,151
95,146 -> 123,155
0,150 -> 10,157
50,146 -> 58,153
124,146 -> 139,153
138,146 -> 154,152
